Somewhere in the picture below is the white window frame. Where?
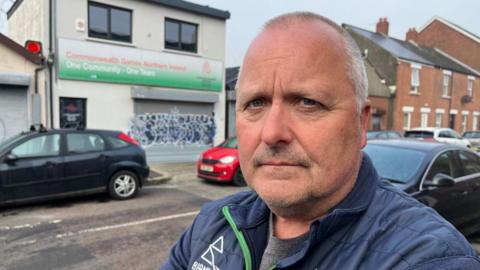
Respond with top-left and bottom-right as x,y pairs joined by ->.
462,114 -> 468,133
468,76 -> 475,98
410,65 -> 421,94
403,112 -> 412,130
442,71 -> 452,97
435,113 -> 443,128
420,113 -> 428,128
473,115 -> 479,131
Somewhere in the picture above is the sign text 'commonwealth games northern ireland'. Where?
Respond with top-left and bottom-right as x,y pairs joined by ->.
58,38 -> 222,92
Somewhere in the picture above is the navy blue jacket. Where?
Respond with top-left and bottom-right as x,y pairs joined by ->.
162,156 -> 480,269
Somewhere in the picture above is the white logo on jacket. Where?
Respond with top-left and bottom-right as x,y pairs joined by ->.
191,236 -> 224,270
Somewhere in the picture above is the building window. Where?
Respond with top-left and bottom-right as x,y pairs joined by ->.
435,113 -> 443,128
88,1 -> 132,43
468,77 -> 474,97
462,114 -> 468,133
411,67 -> 420,94
442,73 -> 451,97
60,98 -> 87,128
473,115 -> 478,131
165,18 -> 198,53
403,112 -> 411,130
421,113 -> 428,128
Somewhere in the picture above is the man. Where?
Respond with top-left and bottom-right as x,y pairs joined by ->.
162,12 -> 480,270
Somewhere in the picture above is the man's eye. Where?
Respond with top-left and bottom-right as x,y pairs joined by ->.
301,98 -> 318,107
247,99 -> 265,108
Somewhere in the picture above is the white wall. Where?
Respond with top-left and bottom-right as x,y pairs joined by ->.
7,0 -> 48,51
54,80 -> 133,131
9,0 -> 227,146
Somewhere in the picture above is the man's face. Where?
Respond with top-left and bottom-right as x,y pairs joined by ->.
236,21 -> 369,214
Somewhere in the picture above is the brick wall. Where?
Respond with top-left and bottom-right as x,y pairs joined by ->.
418,20 -> 480,72
393,61 -> 480,132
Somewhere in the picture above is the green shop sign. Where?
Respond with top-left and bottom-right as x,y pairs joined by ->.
58,38 -> 223,92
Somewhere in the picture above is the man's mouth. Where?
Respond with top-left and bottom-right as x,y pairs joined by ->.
260,160 -> 301,166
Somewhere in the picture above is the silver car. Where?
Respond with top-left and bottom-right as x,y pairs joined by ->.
463,131 -> 480,151
404,127 -> 471,148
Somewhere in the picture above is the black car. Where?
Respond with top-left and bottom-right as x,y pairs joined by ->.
0,127 -> 149,206
364,139 -> 480,236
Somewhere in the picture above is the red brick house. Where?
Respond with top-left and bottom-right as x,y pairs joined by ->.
345,18 -> 480,134
413,16 -> 480,73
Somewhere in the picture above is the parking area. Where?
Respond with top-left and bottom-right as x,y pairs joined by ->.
0,162 -> 479,270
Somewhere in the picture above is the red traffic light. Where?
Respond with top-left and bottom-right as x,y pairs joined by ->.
25,40 -> 42,55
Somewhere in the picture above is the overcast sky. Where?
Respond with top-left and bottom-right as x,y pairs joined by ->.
1,0 -> 479,68
189,0 -> 480,67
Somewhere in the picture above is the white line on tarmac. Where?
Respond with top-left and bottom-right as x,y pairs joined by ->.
0,219 -> 63,231
56,211 -> 199,239
144,185 -> 178,189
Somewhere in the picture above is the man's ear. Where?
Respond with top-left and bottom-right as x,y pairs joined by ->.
360,100 -> 371,148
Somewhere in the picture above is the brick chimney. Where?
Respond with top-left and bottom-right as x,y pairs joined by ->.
376,17 -> 389,36
406,28 -> 418,43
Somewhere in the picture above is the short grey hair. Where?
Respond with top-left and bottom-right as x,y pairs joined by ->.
239,12 -> 368,113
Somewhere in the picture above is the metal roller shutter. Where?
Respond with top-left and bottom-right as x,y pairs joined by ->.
130,99 -> 216,163
0,86 -> 28,142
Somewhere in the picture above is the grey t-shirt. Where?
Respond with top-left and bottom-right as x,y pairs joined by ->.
259,214 -> 309,270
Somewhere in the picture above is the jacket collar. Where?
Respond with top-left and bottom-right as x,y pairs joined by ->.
227,153 -> 378,231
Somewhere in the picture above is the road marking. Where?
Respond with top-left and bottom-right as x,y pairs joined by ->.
20,240 -> 37,245
144,185 -> 178,189
0,219 -> 62,231
56,211 -> 199,238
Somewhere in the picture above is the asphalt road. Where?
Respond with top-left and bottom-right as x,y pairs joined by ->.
1,171 -> 479,270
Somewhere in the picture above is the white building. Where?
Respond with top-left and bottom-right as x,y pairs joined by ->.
7,0 -> 230,162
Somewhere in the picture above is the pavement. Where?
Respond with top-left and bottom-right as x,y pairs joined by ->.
146,162 -> 197,185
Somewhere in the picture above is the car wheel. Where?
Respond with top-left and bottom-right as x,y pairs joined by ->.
108,170 -> 139,200
232,168 -> 246,187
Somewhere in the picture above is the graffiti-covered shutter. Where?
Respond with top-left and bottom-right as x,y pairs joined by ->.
130,99 -> 216,163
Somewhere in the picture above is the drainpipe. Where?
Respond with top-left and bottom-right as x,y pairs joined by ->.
447,73 -> 454,129
224,90 -> 229,139
387,88 -> 396,130
48,0 -> 54,128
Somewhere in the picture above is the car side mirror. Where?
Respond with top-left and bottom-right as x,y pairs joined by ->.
424,173 -> 455,187
4,153 -> 18,163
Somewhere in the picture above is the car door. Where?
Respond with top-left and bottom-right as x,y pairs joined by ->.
454,150 -> 480,233
414,149 -> 470,228
1,133 -> 64,202
63,132 -> 107,191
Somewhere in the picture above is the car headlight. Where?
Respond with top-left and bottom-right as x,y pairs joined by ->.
219,156 -> 236,164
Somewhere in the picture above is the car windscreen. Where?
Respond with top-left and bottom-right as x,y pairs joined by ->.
404,131 -> 434,139
463,132 -> 480,139
0,133 -> 26,154
220,137 -> 237,148
363,144 -> 426,184
367,132 -> 380,140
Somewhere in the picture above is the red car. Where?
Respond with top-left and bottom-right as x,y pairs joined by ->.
197,137 -> 245,186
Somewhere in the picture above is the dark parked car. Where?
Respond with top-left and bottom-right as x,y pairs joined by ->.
0,127 -> 149,206
364,139 -> 480,236
367,130 -> 402,140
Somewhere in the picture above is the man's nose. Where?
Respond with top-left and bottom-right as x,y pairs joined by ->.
260,104 -> 293,146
